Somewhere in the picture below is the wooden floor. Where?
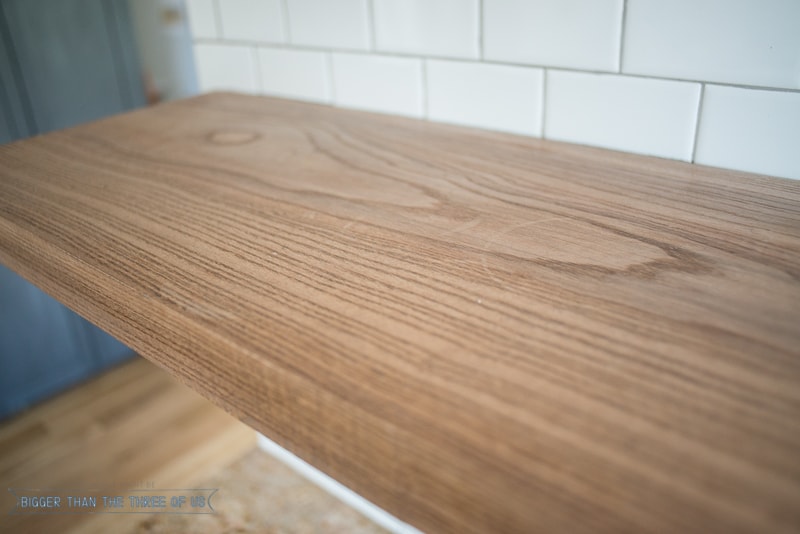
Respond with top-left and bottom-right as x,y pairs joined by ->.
0,356 -> 256,534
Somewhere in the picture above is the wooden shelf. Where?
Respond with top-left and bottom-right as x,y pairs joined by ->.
1,92 -> 799,533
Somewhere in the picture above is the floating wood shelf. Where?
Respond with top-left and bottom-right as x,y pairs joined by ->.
1,93 -> 799,533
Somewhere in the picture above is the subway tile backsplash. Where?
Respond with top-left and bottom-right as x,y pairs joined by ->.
188,0 -> 800,180
695,86 -> 800,179
427,60 -> 543,137
193,43 -> 259,92
286,0 -> 370,50
483,0 -> 623,72
218,0 -> 285,43
373,0 -> 479,59
332,53 -> 423,117
545,71 -> 700,161
258,47 -> 330,103
623,0 -> 800,90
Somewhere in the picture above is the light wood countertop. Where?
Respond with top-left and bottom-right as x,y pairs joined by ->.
1,92 -> 799,533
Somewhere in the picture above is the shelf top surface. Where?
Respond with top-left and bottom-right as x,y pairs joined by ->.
2,92 -> 799,533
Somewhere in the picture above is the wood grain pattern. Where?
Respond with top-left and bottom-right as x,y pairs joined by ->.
1,92 -> 799,533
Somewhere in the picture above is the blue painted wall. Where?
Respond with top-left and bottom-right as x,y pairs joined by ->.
0,0 -> 145,420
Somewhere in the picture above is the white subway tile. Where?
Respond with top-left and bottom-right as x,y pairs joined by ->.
193,43 -> 259,93
484,0 -> 623,71
186,0 -> 218,39
427,60 -> 542,136
623,0 -> 800,89
373,0 -> 479,59
695,86 -> 800,180
258,48 -> 330,103
545,71 -> 700,161
218,0 -> 284,43
332,53 -> 423,117
287,0 -> 369,50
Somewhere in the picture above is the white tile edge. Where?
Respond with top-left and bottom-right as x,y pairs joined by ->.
256,432 -> 424,534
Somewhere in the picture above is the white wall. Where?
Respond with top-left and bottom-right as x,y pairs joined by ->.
129,0 -> 198,101
185,0 -> 800,180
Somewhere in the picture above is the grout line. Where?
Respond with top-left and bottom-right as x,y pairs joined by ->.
191,37 -> 800,94
617,0 -> 628,72
690,84 -> 706,163
212,0 -> 223,39
280,0 -> 292,43
540,69 -> 548,138
366,0 -> 376,51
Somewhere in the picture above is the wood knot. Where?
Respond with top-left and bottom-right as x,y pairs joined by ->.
481,217 -> 712,279
207,130 -> 260,145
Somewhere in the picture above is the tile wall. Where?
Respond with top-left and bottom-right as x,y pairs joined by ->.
186,0 -> 800,179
